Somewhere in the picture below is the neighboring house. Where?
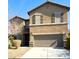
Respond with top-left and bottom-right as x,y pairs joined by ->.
8,16 -> 29,46
8,22 -> 12,34
28,1 -> 70,47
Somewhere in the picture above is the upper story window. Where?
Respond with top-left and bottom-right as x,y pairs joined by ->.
32,15 -> 43,24
51,12 -> 64,23
51,14 -> 55,23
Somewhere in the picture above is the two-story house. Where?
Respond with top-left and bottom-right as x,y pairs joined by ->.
8,1 -> 70,47
28,1 -> 70,47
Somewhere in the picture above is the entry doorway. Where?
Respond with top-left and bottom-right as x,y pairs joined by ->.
23,34 -> 29,46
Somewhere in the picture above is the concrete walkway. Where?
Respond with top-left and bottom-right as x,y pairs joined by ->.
21,47 -> 70,59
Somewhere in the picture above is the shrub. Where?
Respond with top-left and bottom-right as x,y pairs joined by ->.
66,33 -> 70,50
13,40 -> 21,48
8,35 -> 14,48
8,34 -> 22,49
8,34 -> 16,48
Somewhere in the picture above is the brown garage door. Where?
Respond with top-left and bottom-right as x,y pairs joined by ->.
34,34 -> 63,47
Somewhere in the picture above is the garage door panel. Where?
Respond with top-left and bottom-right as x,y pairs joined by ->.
34,35 -> 61,47
34,35 -> 58,40
34,34 -> 63,47
35,39 -> 57,47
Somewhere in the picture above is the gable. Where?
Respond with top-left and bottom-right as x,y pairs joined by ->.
28,1 -> 70,15
9,16 -> 26,24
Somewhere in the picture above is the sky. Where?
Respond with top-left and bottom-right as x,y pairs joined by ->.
8,0 -> 70,29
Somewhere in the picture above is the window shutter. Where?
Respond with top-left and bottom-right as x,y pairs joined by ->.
40,16 -> 43,24
32,15 -> 35,24
51,14 -> 55,23
61,13 -> 63,22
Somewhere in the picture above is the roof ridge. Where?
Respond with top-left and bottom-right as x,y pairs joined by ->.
9,16 -> 26,21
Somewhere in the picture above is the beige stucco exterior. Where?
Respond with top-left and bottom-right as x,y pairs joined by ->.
29,3 -> 68,34
30,23 -> 68,34
28,2 -> 69,47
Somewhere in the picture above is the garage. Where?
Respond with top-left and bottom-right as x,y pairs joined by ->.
34,34 -> 64,47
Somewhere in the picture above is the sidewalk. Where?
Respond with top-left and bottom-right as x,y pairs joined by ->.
21,47 -> 70,59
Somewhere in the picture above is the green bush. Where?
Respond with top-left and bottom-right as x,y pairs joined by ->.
66,33 -> 70,50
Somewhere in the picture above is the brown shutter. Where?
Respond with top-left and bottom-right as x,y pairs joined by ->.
32,15 -> 35,24
61,13 -> 63,22
51,14 -> 55,23
40,15 -> 43,24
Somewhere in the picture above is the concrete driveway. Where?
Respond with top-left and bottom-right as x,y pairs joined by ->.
21,47 -> 70,59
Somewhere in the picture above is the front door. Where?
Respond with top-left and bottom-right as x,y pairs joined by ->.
23,34 -> 29,46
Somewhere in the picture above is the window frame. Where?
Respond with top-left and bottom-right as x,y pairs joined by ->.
32,15 -> 43,24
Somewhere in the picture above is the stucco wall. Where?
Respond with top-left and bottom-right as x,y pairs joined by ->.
29,3 -> 68,34
30,23 -> 68,34
29,3 -> 68,24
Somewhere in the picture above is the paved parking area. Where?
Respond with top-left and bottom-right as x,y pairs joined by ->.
21,47 -> 70,59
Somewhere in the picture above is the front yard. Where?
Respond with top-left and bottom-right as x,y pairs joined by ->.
8,47 -> 30,58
